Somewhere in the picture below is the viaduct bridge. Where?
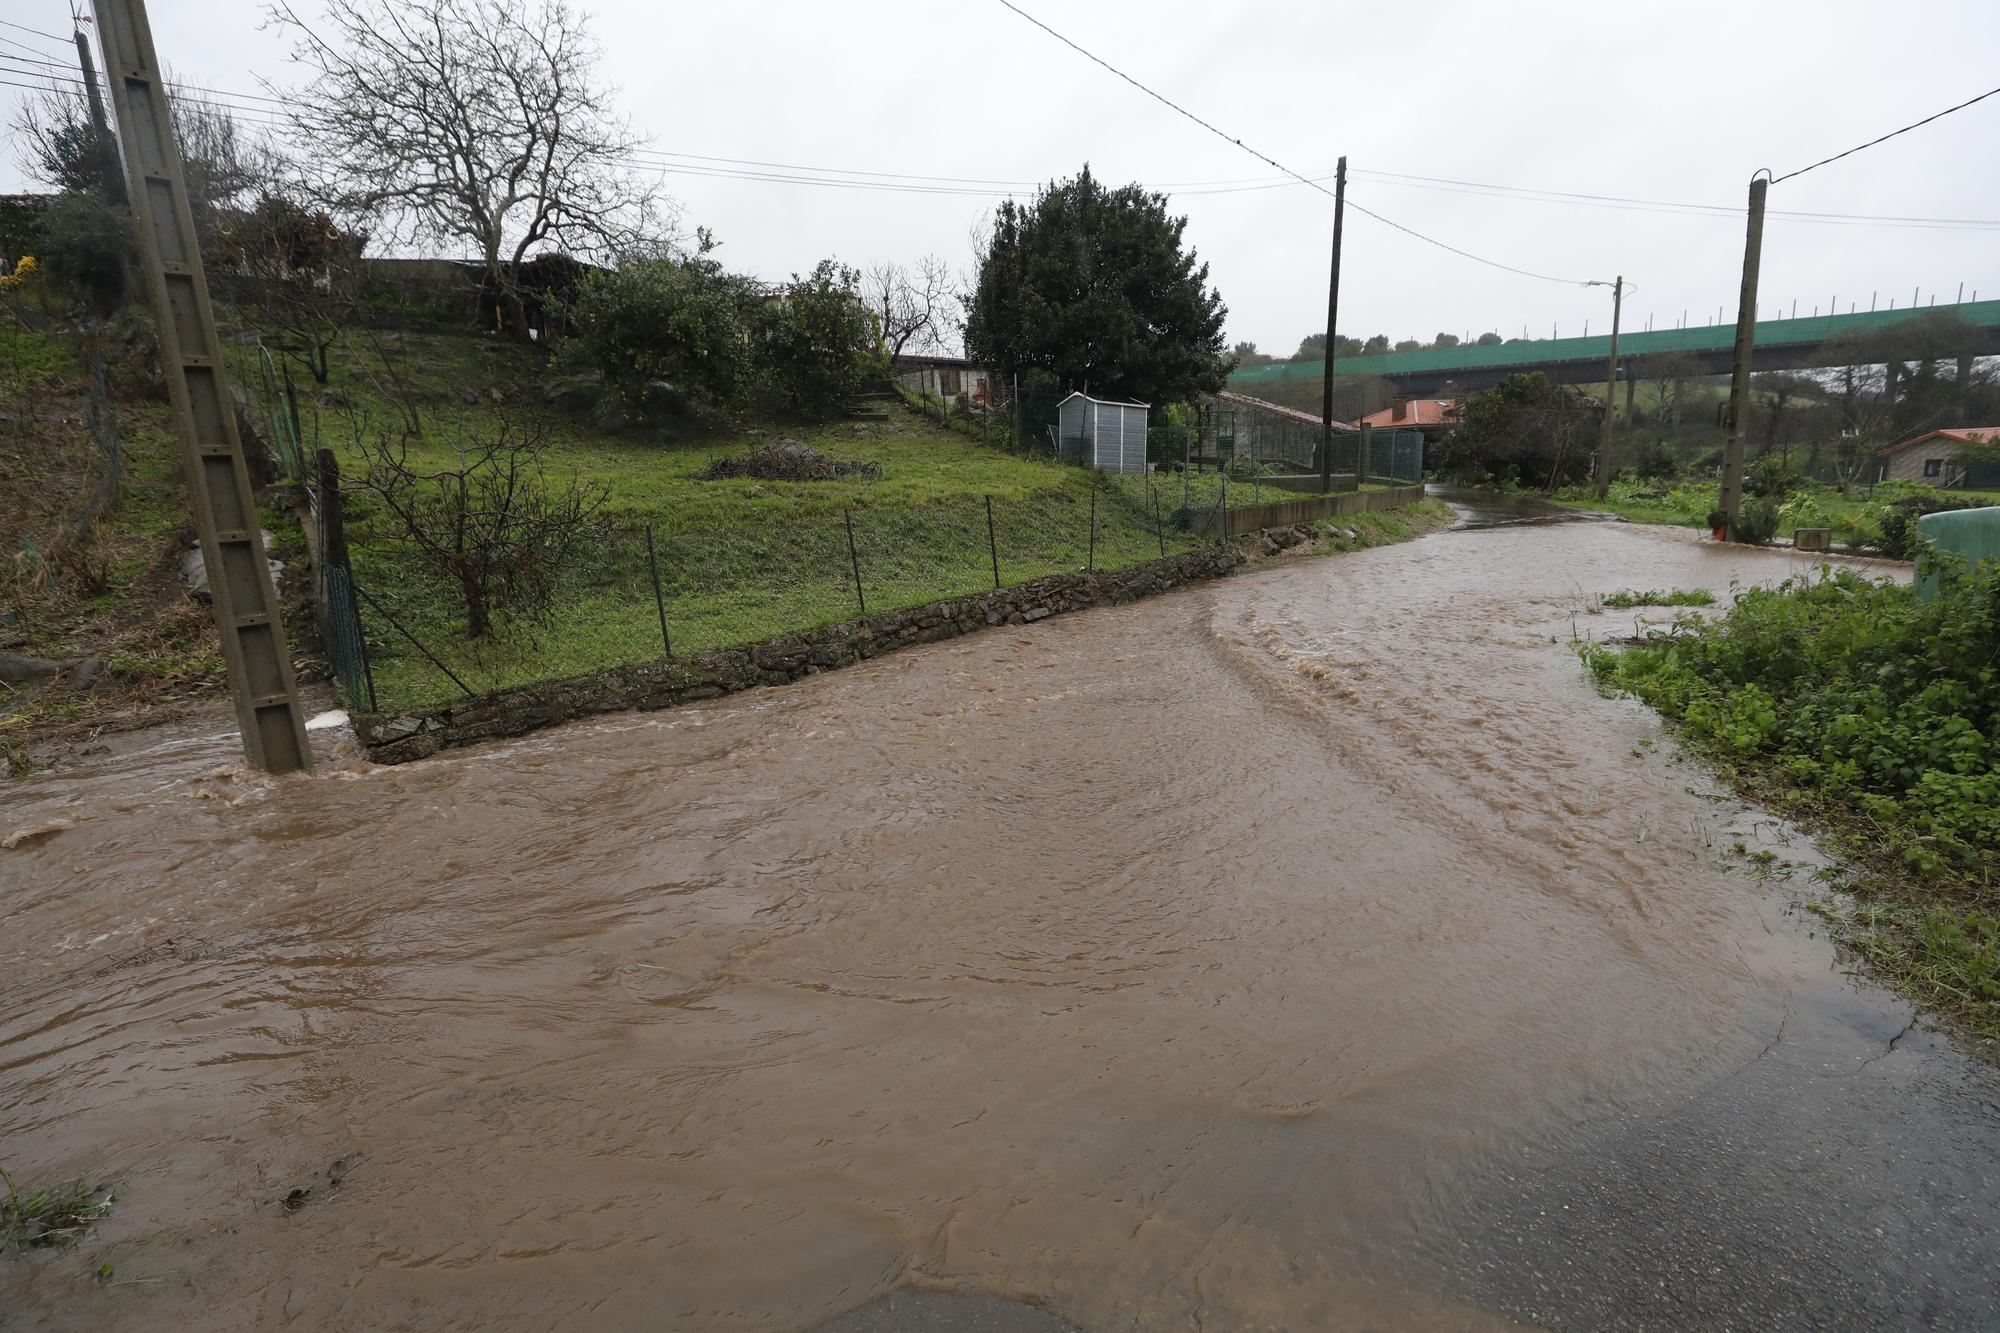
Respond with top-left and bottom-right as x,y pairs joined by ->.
1229,299 -> 2000,400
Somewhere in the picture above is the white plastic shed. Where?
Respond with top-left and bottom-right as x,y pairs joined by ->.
1056,392 -> 1150,475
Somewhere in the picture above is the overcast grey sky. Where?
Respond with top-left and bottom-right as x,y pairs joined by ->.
6,0 -> 1998,355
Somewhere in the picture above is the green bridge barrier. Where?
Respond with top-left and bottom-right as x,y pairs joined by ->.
1231,298 -> 2000,387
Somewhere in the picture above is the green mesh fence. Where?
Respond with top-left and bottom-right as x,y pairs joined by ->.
347,474 -> 1219,713
320,564 -> 376,712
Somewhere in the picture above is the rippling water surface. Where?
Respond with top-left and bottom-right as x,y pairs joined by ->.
0,523 -> 1969,1330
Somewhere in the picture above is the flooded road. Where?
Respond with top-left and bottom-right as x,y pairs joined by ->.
3,521 -> 1993,1330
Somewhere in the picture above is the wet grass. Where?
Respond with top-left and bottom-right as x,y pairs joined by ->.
1583,564 -> 2000,1046
1,1168 -> 113,1251
1545,476 -> 2000,545
1598,588 -> 1716,610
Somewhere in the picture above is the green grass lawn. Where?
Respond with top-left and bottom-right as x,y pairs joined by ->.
254,332 -> 1240,711
1546,476 -> 2000,545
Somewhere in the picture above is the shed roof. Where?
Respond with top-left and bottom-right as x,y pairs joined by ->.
1215,390 -> 1355,431
1059,390 -> 1149,408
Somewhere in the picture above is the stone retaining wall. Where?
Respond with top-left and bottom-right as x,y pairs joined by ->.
1221,484 -> 1428,536
357,545 -> 1244,764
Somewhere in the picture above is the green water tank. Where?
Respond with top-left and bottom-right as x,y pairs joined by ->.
1914,505 -> 2000,600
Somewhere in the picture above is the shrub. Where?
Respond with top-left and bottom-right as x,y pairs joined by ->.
1734,498 -> 1780,545
1744,452 -> 1804,498
1588,558 -> 2000,879
1628,436 -> 1680,481
759,259 -> 872,421
562,252 -> 757,418
1433,372 -> 1598,489
1877,493 -> 1987,560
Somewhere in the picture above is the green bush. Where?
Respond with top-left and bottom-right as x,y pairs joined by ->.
759,259 -> 871,421
1586,557 -> 2000,1025
562,252 -> 757,417
1877,493 -> 1987,559
1734,498 -> 1780,544
1744,452 -> 1805,499
1627,436 -> 1680,481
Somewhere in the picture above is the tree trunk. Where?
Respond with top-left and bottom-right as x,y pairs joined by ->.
458,570 -> 491,639
502,286 -> 532,343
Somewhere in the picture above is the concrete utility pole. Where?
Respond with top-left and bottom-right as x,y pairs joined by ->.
1318,156 -> 1347,495
94,0 -> 314,773
1718,175 -> 1769,540
70,18 -> 124,202
1593,275 -> 1623,499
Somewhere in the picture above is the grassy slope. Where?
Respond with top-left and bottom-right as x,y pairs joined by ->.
5,324 -> 1455,736
1,325 -> 280,761
252,332 -> 1239,710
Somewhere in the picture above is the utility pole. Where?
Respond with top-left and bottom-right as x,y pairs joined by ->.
1718,175 -> 1769,541
94,0 -> 313,773
1593,275 -> 1623,499
1318,155 -> 1346,495
70,15 -> 124,202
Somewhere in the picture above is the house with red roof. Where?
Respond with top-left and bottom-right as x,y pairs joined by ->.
1355,397 -> 1461,440
1877,427 -> 2000,486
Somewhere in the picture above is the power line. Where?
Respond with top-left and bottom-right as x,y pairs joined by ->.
0,48 -> 292,105
1349,167 -> 2000,231
9,38 -> 1997,236
991,0 -> 1591,286
1773,83 -> 2000,184
0,17 -> 68,45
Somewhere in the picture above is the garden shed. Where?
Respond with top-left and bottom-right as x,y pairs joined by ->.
1057,392 -> 1150,475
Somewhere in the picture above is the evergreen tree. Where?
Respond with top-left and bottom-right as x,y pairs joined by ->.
965,167 -> 1228,404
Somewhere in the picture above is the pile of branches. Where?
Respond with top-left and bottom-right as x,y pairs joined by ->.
699,440 -> 880,482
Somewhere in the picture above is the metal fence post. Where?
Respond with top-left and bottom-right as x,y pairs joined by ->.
985,494 -> 1002,589
843,508 -> 867,615
1220,469 -> 1228,542
644,523 -> 672,660
1153,485 -> 1166,559
1087,484 -> 1097,571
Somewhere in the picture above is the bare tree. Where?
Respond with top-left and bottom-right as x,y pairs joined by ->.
217,193 -> 366,383
12,78 -> 263,257
346,414 -> 607,638
865,255 -> 951,361
269,0 -> 672,341
1636,351 -> 1702,442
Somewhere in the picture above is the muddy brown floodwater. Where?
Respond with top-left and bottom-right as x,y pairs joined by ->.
3,521 -> 1996,1331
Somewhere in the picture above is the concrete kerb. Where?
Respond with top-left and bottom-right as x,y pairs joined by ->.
354,545 -> 1245,763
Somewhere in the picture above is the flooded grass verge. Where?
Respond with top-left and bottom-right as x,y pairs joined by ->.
1582,562 -> 2000,1047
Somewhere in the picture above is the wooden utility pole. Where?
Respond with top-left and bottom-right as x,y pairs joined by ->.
94,0 -> 314,773
1318,156 -> 1347,495
1595,275 -> 1623,498
1718,175 -> 1769,539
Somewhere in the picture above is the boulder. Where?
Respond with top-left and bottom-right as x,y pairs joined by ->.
180,542 -> 285,604
0,652 -> 63,683
543,379 -> 598,415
